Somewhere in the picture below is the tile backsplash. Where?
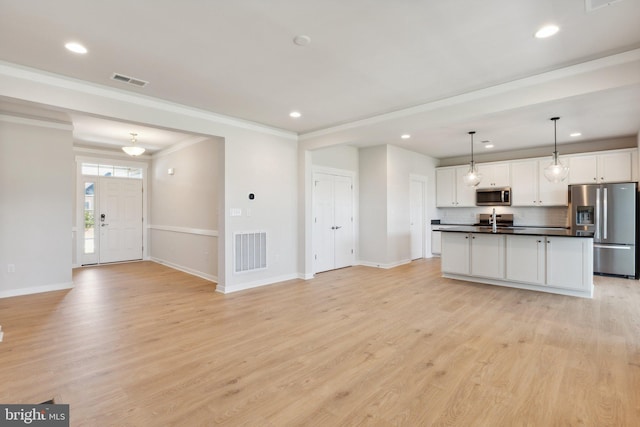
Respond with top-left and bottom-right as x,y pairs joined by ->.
437,206 -> 569,227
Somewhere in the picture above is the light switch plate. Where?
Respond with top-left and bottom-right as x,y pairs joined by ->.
231,208 -> 242,217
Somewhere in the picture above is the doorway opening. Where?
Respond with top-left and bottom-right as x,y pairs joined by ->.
76,159 -> 147,266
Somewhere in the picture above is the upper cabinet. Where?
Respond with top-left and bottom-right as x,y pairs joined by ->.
511,158 -> 568,206
568,150 -> 633,184
477,163 -> 510,188
436,166 -> 476,207
436,148 -> 637,208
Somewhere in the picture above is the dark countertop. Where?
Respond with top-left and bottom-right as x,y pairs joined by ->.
440,226 -> 593,238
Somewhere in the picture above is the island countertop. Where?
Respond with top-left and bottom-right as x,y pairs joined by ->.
440,225 -> 593,238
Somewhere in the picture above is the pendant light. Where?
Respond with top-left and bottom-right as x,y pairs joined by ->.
122,132 -> 145,156
543,117 -> 568,183
463,131 -> 482,187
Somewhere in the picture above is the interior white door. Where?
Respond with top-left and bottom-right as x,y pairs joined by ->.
410,179 -> 425,260
313,172 -> 354,273
99,177 -> 143,263
333,175 -> 354,269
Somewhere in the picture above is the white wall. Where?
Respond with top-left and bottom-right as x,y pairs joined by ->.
0,116 -> 73,297
311,145 -> 359,171
359,145 -> 438,267
149,138 -> 222,282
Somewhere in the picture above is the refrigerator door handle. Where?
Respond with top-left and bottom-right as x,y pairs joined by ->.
603,187 -> 608,240
594,244 -> 631,250
595,188 -> 600,240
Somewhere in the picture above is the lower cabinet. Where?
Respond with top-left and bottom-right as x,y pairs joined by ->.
470,234 -> 505,279
441,232 -> 593,298
441,233 -> 505,279
506,235 -> 545,285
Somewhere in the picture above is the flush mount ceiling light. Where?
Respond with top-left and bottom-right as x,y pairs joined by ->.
293,35 -> 311,46
463,131 -> 482,187
570,132 -> 582,137
122,133 -> 145,156
289,111 -> 302,118
65,42 -> 87,54
535,24 -> 560,38
401,134 -> 411,139
543,117 -> 569,183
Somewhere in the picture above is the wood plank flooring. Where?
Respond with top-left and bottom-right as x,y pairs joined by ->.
1,259 -> 639,426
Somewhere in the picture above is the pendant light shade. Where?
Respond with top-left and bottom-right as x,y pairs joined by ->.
463,131 -> 482,187
543,117 -> 568,183
122,132 -> 145,156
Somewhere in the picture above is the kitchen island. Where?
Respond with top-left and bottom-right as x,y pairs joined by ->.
441,226 -> 594,298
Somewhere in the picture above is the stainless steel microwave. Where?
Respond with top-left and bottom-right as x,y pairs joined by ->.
476,187 -> 511,206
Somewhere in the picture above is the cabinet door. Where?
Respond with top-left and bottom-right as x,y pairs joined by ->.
441,232 -> 470,275
538,161 -> 568,206
436,168 -> 456,207
598,152 -> 632,183
478,163 -> 511,188
545,237 -> 590,291
455,167 -> 477,207
510,160 -> 538,206
568,155 -> 597,184
470,234 -> 505,279
505,235 -> 545,285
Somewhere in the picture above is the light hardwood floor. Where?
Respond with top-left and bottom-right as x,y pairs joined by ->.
1,259 -> 639,426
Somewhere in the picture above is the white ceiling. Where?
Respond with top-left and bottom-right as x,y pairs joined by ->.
1,0 -> 639,158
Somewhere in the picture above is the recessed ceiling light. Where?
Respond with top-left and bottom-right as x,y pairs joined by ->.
570,132 -> 582,137
401,134 -> 411,139
484,144 -> 494,149
65,42 -> 88,54
535,25 -> 559,39
289,111 -> 301,118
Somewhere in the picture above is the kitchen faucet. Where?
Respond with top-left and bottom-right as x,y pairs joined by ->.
490,208 -> 497,233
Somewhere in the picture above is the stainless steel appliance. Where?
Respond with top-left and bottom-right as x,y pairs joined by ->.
476,187 -> 511,206
570,182 -> 638,278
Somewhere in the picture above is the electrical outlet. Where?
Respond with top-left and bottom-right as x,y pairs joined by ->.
7,264 -> 15,273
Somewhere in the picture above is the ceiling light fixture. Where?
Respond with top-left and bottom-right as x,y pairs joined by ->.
484,143 -> 494,149
122,133 -> 145,156
535,24 -> 559,39
570,132 -> 582,137
65,42 -> 88,54
401,134 -> 411,139
543,117 -> 569,183
289,111 -> 302,118
293,35 -> 311,46
463,131 -> 482,187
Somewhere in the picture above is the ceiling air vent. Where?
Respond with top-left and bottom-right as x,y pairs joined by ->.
111,73 -> 148,87
585,0 -> 624,12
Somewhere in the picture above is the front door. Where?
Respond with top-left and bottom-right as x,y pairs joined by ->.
99,177 -> 143,263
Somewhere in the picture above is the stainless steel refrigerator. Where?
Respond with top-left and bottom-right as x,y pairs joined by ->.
570,182 -> 638,278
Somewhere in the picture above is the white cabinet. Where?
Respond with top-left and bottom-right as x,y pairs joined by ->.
511,159 -> 568,206
436,166 -> 475,207
506,235 -> 546,285
441,232 -> 470,274
545,236 -> 593,291
568,151 -> 633,184
442,231 -> 593,298
441,232 -> 504,279
477,163 -> 510,188
470,233 -> 505,279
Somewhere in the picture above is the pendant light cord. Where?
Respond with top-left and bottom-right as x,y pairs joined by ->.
468,131 -> 475,165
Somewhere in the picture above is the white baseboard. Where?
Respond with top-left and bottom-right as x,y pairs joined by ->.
0,282 -> 74,299
298,272 -> 314,280
216,273 -> 299,294
150,257 -> 217,283
357,259 -> 411,269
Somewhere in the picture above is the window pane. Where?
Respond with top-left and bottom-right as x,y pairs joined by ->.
82,164 -> 99,176
99,165 -> 114,176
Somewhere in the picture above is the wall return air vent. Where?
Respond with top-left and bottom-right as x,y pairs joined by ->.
111,73 -> 149,87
